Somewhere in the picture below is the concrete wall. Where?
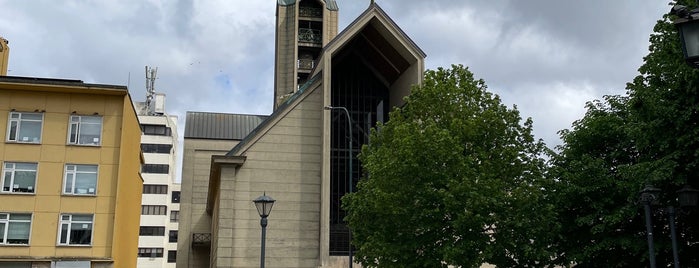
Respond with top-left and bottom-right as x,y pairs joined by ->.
213,85 -> 323,268
177,139 -> 239,268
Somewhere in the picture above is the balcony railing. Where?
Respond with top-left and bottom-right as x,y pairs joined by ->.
192,233 -> 211,248
299,28 -> 321,44
299,7 -> 322,18
298,59 -> 315,70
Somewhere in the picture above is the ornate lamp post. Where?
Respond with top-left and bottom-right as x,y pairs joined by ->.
253,193 -> 276,268
324,105 -> 354,268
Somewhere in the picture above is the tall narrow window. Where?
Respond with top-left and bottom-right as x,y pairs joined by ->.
171,191 -> 180,203
68,115 -> 102,145
2,162 -> 38,194
170,210 -> 179,222
63,165 -> 98,195
58,214 -> 93,245
6,112 -> 43,143
167,250 -> 177,262
169,230 -> 178,242
0,213 -> 31,245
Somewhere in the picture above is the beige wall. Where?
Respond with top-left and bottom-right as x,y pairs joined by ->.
213,84 -> 323,268
0,85 -> 141,267
178,139 -> 239,268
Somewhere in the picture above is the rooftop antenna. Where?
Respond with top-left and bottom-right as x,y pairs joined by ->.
145,66 -> 158,115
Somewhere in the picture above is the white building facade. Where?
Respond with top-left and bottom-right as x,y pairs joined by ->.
135,93 -> 181,268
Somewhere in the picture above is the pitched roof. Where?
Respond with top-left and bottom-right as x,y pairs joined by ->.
184,111 -> 269,140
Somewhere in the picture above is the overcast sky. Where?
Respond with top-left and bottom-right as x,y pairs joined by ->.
0,1 -> 670,148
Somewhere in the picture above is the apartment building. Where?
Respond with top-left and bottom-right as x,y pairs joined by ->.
0,76 -> 143,268
134,93 -> 181,268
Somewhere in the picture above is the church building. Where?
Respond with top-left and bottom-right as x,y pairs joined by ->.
177,1 -> 425,267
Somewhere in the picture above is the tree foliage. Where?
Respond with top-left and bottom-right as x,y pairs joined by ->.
344,65 -> 557,268
551,1 -> 699,266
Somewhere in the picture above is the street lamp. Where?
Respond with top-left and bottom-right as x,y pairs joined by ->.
324,105 -> 354,268
639,185 -> 660,268
639,184 -> 699,268
672,4 -> 699,68
253,193 -> 276,268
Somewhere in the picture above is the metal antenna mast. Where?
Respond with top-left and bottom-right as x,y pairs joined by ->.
145,66 -> 158,115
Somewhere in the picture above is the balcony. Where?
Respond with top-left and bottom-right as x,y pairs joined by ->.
299,7 -> 322,18
298,28 -> 321,44
192,233 -> 211,248
298,59 -> 315,71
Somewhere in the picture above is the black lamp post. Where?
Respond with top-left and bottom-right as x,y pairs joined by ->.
639,185 -> 660,268
324,105 -> 354,268
639,184 -> 699,268
253,193 -> 276,268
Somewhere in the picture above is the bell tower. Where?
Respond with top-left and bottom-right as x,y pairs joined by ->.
273,0 -> 338,109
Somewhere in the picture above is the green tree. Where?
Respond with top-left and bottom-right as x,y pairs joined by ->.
343,65 -> 557,268
551,1 -> 699,265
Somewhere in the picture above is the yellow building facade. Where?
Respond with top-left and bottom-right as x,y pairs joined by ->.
0,76 -> 143,268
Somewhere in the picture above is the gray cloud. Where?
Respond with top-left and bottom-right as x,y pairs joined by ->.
0,0 -> 670,149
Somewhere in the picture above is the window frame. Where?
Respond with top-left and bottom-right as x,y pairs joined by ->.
143,184 -> 168,194
6,112 -> 43,143
0,212 -> 32,245
1,162 -> 38,194
138,247 -> 164,258
168,230 -> 178,243
67,115 -> 103,146
139,226 -> 166,236
171,191 -> 180,203
141,164 -> 169,174
63,164 -> 98,196
57,214 -> 93,246
167,250 -> 177,263
141,205 -> 167,215
170,210 -> 179,222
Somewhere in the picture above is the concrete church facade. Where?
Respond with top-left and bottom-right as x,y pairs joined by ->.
178,2 -> 425,267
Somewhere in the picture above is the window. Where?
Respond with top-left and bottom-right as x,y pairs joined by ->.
168,230 -> 178,243
58,214 -> 93,245
67,115 -> 102,145
141,144 -> 172,154
143,184 -> 168,194
2,162 -> 37,193
142,164 -> 169,174
170,210 -> 179,222
140,124 -> 172,136
55,261 -> 90,268
63,165 -> 97,195
167,250 -> 177,263
138,248 -> 164,258
139,226 -> 165,236
171,191 -> 180,203
0,213 -> 31,245
141,205 -> 167,215
6,112 -> 43,143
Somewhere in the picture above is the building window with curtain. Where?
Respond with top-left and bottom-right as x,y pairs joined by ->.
0,213 -> 31,245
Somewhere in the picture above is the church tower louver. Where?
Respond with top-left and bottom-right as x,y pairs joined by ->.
273,0 -> 339,109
